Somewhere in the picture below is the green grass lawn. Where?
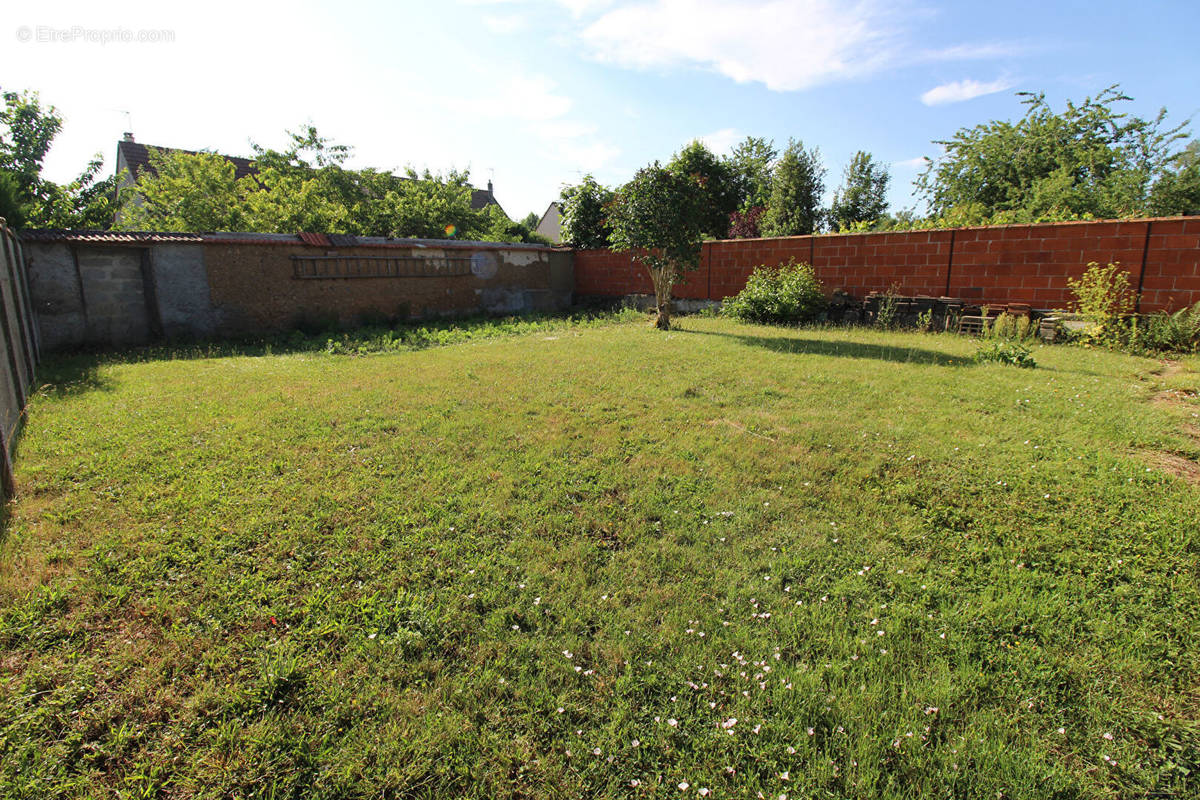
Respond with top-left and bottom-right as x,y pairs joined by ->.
2,316 -> 1198,799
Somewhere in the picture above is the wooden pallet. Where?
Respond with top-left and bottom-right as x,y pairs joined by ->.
958,316 -> 987,336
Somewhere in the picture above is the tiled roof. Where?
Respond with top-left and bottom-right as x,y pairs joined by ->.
471,188 -> 498,211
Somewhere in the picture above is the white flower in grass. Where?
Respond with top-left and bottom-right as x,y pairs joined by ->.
679,781 -> 690,791
668,718 -> 678,727
698,789 -> 710,797
593,747 -> 601,756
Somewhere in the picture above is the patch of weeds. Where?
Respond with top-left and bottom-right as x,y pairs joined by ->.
975,339 -> 1037,368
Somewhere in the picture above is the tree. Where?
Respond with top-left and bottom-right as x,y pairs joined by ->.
667,140 -> 738,239
119,149 -> 244,232
0,87 -> 121,229
829,151 -> 890,231
727,206 -> 765,239
760,139 -> 826,237
608,163 -> 704,330
725,136 -> 777,212
1149,140 -> 1200,216
116,124 -> 520,241
559,175 -> 614,249
916,85 -> 1190,222
0,171 -> 26,228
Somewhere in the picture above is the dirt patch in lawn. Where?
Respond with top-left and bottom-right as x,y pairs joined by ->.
1138,450 -> 1200,487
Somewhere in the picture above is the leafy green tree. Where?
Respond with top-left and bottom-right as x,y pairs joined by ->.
476,203 -> 552,244
608,163 -> 705,330
0,170 -> 26,228
760,139 -> 826,237
1149,140 -> 1200,216
117,124 -> 520,241
0,87 -> 121,228
916,85 -> 1190,222
119,149 -> 244,231
725,136 -> 777,212
560,175 -> 614,249
667,140 -> 738,239
520,211 -> 539,230
829,151 -> 890,231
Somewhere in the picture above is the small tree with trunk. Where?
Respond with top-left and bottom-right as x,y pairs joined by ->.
608,162 -> 704,330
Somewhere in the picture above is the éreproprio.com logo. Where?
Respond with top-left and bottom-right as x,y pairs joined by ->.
15,25 -> 175,44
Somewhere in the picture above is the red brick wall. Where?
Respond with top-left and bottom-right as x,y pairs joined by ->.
575,217 -> 1200,312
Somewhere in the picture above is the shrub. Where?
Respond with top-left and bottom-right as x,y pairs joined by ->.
974,340 -> 1036,368
874,285 -> 900,330
1067,262 -> 1135,346
723,259 -> 826,325
986,312 -> 1037,341
1134,301 -> 1200,353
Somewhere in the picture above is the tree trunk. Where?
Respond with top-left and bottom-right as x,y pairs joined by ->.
650,266 -> 674,330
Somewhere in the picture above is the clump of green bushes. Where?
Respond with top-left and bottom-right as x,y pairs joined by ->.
723,259 -> 827,325
1058,262 -> 1200,354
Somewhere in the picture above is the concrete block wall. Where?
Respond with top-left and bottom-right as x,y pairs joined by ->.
22,233 -> 574,351
202,241 -> 572,334
575,217 -> 1200,313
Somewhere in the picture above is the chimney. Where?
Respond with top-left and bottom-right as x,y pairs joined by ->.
123,132 -> 135,142
487,179 -> 493,195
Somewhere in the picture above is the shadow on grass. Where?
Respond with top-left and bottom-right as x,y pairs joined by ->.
34,357 -> 117,398
31,309 -> 643,398
676,326 -> 971,366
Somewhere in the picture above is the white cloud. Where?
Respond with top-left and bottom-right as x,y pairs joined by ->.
553,0 -> 615,17
892,156 -> 929,170
921,42 -> 1031,61
529,119 -> 620,173
697,128 -> 741,155
920,77 -> 1014,106
482,14 -> 528,34
475,74 -> 573,121
579,0 -> 902,91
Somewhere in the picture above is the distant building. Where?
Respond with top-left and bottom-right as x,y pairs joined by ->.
535,201 -> 562,244
114,132 -> 505,213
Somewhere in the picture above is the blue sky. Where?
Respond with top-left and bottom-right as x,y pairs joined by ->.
5,0 -> 1199,222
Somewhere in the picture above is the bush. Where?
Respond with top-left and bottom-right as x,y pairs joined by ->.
1067,262 -> 1135,346
986,312 -> 1037,341
975,340 -> 1037,368
1133,302 -> 1200,353
723,259 -> 826,325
